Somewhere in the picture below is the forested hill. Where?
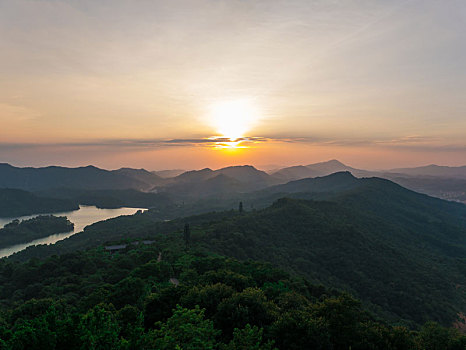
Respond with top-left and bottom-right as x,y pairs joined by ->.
152,165 -> 281,197
260,171 -> 360,195
0,188 -> 79,218
193,198 -> 466,326
270,160 -> 466,203
0,163 -> 163,191
9,177 -> 466,329
2,242 -> 465,349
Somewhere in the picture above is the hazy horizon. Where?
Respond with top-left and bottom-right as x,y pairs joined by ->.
1,0 -> 465,169
2,158 -> 465,174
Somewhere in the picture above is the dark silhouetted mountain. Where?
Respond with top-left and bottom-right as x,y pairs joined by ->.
387,176 -> 466,204
169,174 -> 245,198
154,165 -> 280,197
307,159 -> 352,173
0,163 -> 159,191
173,168 -> 215,183
0,188 -> 79,217
262,171 -> 360,195
152,169 -> 186,178
112,167 -> 165,187
270,160 -> 466,204
388,164 -> 466,179
216,165 -> 275,185
271,165 -> 321,181
155,174 -> 246,199
36,188 -> 173,209
272,160 -> 373,181
173,165 -> 277,185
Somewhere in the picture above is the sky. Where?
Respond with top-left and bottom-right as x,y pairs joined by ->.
0,0 -> 465,170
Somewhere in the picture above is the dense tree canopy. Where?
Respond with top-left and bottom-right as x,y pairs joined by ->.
0,237 -> 465,349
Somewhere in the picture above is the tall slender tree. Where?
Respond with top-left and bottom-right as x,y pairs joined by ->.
183,223 -> 191,249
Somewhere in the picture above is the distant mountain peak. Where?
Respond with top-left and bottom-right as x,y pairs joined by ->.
218,164 -> 257,171
179,168 -> 213,175
207,173 -> 240,184
263,170 -> 360,195
327,159 -> 346,165
174,168 -> 214,182
216,165 -> 273,185
0,163 -> 157,191
323,171 -> 356,179
307,159 -> 347,167
388,164 -> 466,179
117,167 -> 145,171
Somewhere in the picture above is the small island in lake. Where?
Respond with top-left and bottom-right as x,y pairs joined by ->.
0,215 -> 74,249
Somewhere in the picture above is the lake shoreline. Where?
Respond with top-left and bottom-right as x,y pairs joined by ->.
0,215 -> 74,250
0,205 -> 146,258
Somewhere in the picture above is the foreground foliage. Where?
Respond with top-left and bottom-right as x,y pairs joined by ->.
11,192 -> 466,328
0,239 -> 465,349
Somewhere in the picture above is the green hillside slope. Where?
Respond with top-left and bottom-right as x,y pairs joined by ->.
0,189 -> 79,218
1,241 -> 464,349
7,174 -> 466,329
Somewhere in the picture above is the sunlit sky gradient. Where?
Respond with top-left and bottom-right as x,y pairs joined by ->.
1,0 -> 465,170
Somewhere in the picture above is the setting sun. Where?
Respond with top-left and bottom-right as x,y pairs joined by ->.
208,99 -> 260,140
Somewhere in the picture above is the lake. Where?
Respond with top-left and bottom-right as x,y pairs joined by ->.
0,205 -> 145,258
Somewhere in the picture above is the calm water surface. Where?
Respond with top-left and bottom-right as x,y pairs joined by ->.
0,205 -> 145,258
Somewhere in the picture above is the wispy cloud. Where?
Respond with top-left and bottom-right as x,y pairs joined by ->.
0,136 -> 272,150
1,134 -> 465,152
275,135 -> 466,152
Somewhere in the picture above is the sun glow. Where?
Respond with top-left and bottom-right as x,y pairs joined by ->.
211,139 -> 243,149
208,99 -> 260,141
